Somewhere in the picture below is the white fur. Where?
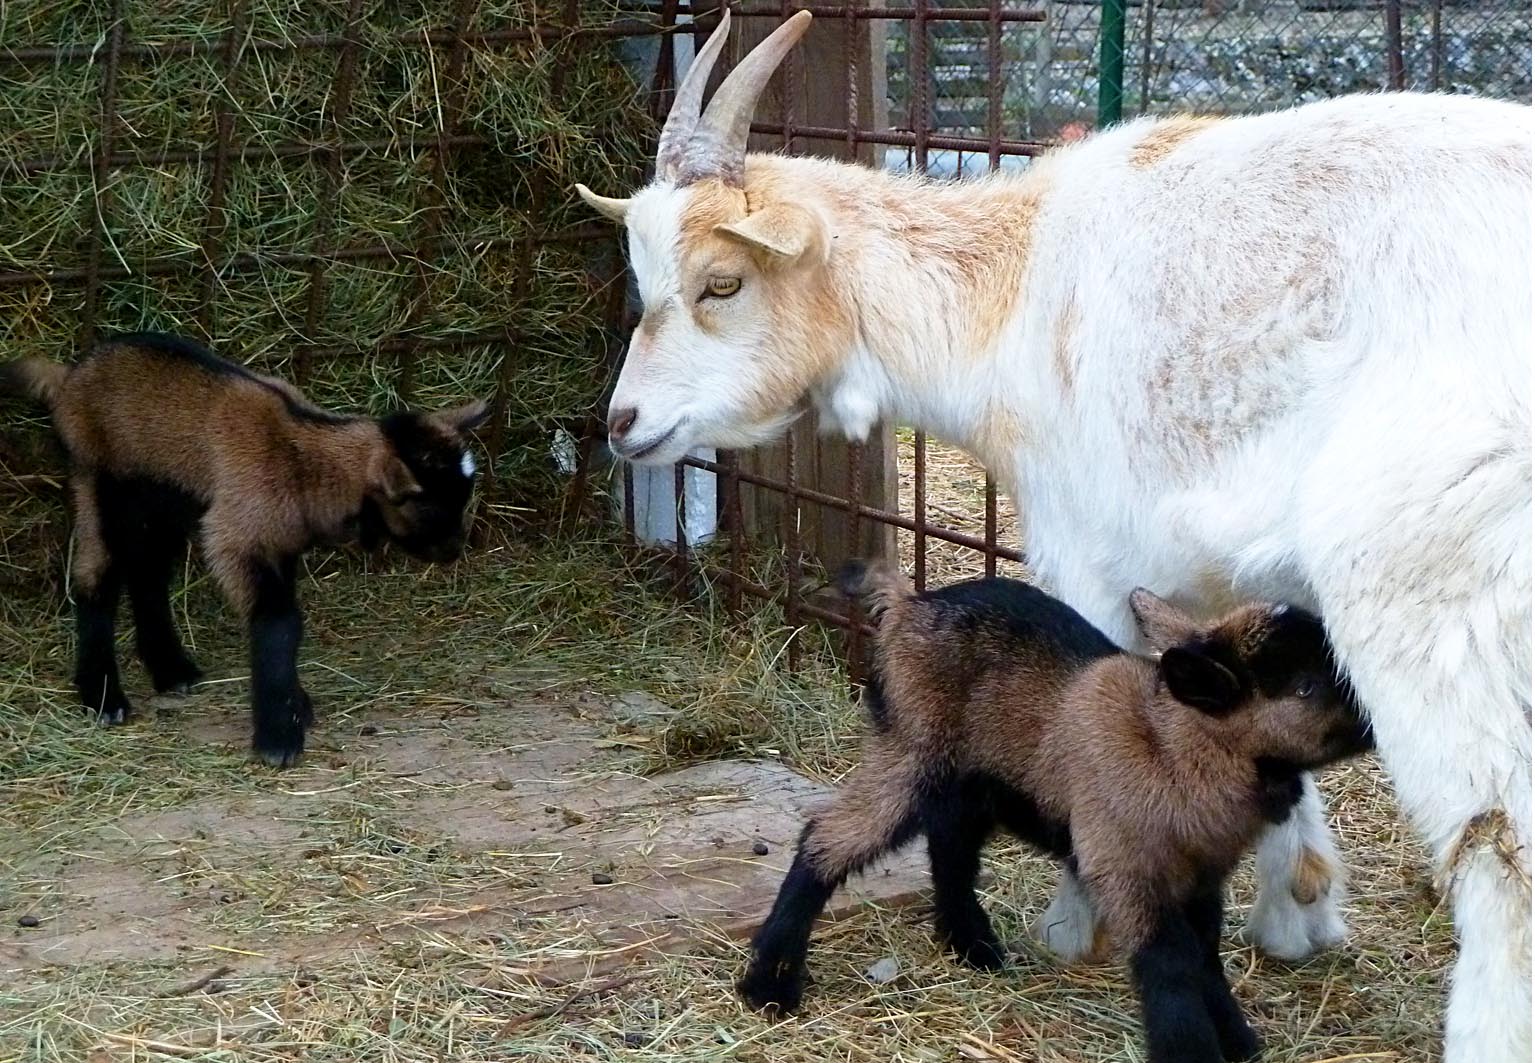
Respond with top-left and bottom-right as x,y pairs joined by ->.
610,91 -> 1532,1061
1244,774 -> 1348,958
460,451 -> 476,478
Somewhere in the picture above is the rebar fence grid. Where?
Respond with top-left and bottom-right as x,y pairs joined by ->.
0,1 -> 656,522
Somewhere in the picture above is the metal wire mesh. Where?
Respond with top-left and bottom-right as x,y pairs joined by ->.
887,0 -> 1530,141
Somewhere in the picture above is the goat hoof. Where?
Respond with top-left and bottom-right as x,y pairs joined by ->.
736,965 -> 804,1016
955,937 -> 1008,970
1218,1021 -> 1262,1062
256,742 -> 304,769
254,724 -> 305,768
91,704 -> 131,726
150,659 -> 203,695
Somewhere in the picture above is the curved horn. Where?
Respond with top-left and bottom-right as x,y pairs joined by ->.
677,10 -> 813,187
575,183 -> 632,224
655,8 -> 734,181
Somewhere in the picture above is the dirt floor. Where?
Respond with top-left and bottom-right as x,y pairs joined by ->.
0,457 -> 1453,1061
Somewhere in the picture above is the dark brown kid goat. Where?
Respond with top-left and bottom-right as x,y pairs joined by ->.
1,332 -> 488,767
738,562 -> 1375,1063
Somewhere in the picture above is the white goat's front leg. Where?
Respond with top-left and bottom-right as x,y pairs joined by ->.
1243,775 -> 1348,958
1030,857 -> 1096,960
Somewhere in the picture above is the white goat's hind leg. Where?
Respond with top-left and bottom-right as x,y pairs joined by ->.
1243,774 -> 1348,958
1443,840 -> 1532,1063
1032,864 -> 1104,962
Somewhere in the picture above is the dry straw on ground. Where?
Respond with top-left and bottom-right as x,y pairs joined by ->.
1,516 -> 1451,1062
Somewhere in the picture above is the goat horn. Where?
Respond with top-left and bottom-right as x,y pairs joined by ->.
677,10 -> 813,187
655,8 -> 734,181
575,183 -> 632,223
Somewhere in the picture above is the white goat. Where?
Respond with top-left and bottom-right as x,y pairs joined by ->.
577,13 -> 1531,1062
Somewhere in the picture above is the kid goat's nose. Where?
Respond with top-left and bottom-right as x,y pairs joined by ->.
609,406 -> 638,440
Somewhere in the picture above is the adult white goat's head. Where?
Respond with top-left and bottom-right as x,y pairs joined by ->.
576,10 -> 844,465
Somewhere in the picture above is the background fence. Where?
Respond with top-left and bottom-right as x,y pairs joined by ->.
1,1 -> 1529,672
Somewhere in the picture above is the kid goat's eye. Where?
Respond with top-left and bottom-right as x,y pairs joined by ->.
702,276 -> 742,300
1295,679 -> 1316,698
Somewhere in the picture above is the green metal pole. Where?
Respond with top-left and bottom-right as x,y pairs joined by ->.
1097,0 -> 1126,128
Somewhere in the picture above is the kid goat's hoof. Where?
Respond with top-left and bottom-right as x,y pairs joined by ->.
953,936 -> 1009,971
150,658 -> 204,695
736,965 -> 804,1016
254,720 -> 306,768
1217,1020 -> 1262,1062
92,704 -> 131,726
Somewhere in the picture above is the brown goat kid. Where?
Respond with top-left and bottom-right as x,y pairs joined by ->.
738,563 -> 1375,1063
1,333 -> 488,767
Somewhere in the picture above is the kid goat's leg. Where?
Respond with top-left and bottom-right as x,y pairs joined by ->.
70,475 -> 131,724
1185,886 -> 1261,1062
112,481 -> 201,694
923,777 -> 1005,969
1128,903 -> 1228,1063
738,741 -> 923,1014
246,555 -> 310,767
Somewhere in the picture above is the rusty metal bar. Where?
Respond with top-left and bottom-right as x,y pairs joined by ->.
1384,0 -> 1405,91
845,439 -> 866,684
397,0 -> 486,403
0,226 -> 610,289
724,451 -> 744,615
1430,0 -> 1443,91
703,565 -> 877,637
9,133 -> 496,178
680,454 -> 1025,563
673,462 -> 691,592
784,428 -> 803,667
9,123 -> 1048,180
983,0 -> 1003,578
0,21 -> 677,66
909,0 -> 930,591
782,0 -> 805,666
626,3 -> 1045,22
0,5 -> 1044,67
196,2 -> 245,339
79,2 -> 126,351
295,0 -> 367,383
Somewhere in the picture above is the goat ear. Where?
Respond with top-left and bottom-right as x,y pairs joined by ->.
370,451 -> 421,503
1160,646 -> 1244,715
432,399 -> 491,433
714,202 -> 826,263
1129,587 -> 1199,653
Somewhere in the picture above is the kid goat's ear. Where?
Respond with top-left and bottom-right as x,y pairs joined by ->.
432,400 -> 491,433
1159,646 -> 1245,715
1128,587 -> 1199,654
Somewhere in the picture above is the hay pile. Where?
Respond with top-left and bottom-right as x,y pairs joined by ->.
0,0 -> 655,592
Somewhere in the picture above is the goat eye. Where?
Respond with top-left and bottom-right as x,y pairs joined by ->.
701,276 -> 741,300
1295,679 -> 1316,698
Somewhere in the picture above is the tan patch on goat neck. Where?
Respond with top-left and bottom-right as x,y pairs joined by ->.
1128,116 -> 1219,169
943,186 -> 1040,357
1290,844 -> 1337,906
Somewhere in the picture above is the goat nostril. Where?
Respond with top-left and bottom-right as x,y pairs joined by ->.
609,406 -> 638,439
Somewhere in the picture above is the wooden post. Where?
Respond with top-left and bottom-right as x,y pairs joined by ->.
731,6 -> 899,569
